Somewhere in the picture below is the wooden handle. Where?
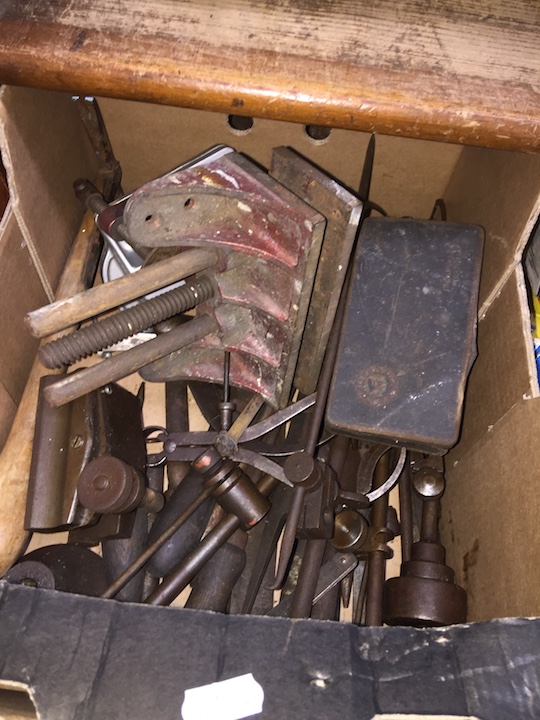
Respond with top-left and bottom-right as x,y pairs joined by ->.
26,247 -> 219,338
0,211 -> 97,575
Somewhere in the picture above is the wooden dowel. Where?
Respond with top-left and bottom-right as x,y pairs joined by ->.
26,247 -> 219,338
0,210 -> 99,575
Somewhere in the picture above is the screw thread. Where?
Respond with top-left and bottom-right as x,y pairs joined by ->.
39,276 -> 214,369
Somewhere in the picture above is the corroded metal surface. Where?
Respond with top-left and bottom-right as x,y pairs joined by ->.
327,218 -> 484,454
270,146 -> 362,394
132,150 -> 325,407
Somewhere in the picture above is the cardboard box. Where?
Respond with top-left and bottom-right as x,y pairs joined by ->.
0,86 -> 539,719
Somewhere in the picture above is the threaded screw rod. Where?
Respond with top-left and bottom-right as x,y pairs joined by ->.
38,276 -> 215,369
73,178 -> 150,259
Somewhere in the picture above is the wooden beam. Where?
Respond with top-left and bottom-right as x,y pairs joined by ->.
0,1 -> 539,151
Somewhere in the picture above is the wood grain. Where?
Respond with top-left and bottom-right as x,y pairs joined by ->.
0,0 -> 538,151
0,211 -> 98,575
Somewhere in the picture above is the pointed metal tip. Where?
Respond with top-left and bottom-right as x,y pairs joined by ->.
358,133 -> 376,202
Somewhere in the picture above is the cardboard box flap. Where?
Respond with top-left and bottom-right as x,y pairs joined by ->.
0,582 -> 539,719
443,145 -> 540,312
449,266 -> 538,465
444,396 -> 540,620
0,212 -> 47,404
0,86 -> 97,298
97,97 -> 462,222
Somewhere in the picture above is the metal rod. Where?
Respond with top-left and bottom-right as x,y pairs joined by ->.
228,394 -> 264,441
145,474 -> 279,606
289,538 -> 327,618
421,498 -> 440,544
273,267 -> 351,589
44,315 -> 217,408
26,247 -> 219,338
364,452 -> 390,627
165,381 -> 191,491
101,483 -> 215,599
223,351 -> 230,403
398,459 -> 413,563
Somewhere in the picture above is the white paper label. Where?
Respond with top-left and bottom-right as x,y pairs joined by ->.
181,673 -> 264,720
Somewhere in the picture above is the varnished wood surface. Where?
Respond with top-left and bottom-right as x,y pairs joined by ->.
0,2 -> 539,148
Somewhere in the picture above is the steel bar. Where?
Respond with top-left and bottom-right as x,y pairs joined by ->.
26,247 -> 219,338
269,551 -> 357,617
399,460 -> 414,563
165,381 -> 191,491
101,483 -> 215,599
289,538 -> 327,618
273,267 -> 351,589
364,452 -> 391,627
145,474 -> 279,606
44,315 -> 217,408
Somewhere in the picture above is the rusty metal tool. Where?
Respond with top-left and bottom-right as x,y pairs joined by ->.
181,359 -> 269,611
26,247 -> 219,339
44,314 -> 218,408
25,379 -> 146,533
269,146 -> 362,395
128,149 -> 326,409
160,393 -> 316,486
364,451 -> 394,626
383,456 -> 467,627
239,480 -> 293,615
101,395 -> 269,598
145,469 -> 215,578
268,551 -> 357,618
38,276 -> 215,369
102,483 -> 216,599
77,456 -> 164,515
144,473 -> 280,606
282,447 -> 370,618
326,217 -> 484,454
185,529 -> 247,612
272,273 -> 349,590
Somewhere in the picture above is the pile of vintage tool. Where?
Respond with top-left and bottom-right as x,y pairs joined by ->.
6,138 -> 484,627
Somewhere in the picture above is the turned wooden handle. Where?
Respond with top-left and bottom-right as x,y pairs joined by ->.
26,247 -> 219,338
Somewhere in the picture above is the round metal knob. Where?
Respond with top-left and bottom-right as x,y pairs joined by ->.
283,452 -> 321,490
331,509 -> 369,554
412,466 -> 445,499
78,456 -> 163,515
